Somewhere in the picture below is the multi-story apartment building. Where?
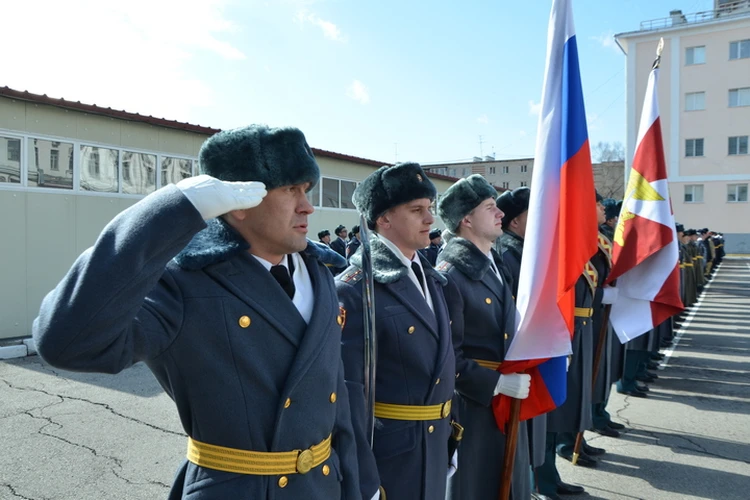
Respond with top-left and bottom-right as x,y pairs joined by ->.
616,0 -> 750,253
422,157 -> 534,190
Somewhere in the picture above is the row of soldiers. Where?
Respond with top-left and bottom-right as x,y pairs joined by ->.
677,225 -> 725,307
30,124 -> 714,500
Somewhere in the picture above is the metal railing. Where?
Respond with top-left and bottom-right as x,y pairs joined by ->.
639,0 -> 750,32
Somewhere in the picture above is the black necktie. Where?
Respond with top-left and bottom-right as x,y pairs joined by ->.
270,256 -> 295,300
411,262 -> 426,296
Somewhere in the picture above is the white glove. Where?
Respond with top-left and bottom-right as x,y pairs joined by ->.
601,286 -> 619,305
493,373 -> 531,399
566,356 -> 571,372
176,174 -> 267,221
447,450 -> 458,479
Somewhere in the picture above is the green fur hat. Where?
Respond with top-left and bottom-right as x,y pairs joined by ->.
496,187 -> 530,229
437,174 -> 498,232
198,124 -> 319,190
353,162 -> 436,224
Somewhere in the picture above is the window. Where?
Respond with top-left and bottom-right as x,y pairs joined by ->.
1,136 -> 21,183
502,181 -> 509,189
730,39 -> 750,60
161,156 -> 192,187
7,138 -> 20,162
80,145 -> 119,192
728,136 -> 749,155
307,182 -> 321,207
684,184 -> 704,203
50,150 -> 59,171
685,138 -> 704,157
502,166 -> 509,174
520,164 -> 528,173
28,138 -> 73,189
322,177 -> 339,208
489,166 -> 496,174
123,152 -> 157,195
727,183 -> 748,202
340,180 -> 356,209
685,46 -> 705,65
520,181 -> 527,187
685,92 -> 705,111
729,88 -> 750,107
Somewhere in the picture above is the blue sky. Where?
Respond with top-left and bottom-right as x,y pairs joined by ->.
4,0 -> 714,164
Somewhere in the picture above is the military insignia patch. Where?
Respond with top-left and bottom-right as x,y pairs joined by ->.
338,305 -> 346,329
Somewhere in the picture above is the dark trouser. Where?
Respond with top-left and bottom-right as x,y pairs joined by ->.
555,431 -> 577,456
536,432 -> 561,496
592,402 -> 611,430
617,350 -> 648,392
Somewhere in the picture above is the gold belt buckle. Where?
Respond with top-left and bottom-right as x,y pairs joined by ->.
441,400 -> 452,419
296,448 -> 314,474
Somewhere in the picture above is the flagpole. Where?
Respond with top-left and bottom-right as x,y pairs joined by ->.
571,304 -> 612,465
499,397 -> 522,500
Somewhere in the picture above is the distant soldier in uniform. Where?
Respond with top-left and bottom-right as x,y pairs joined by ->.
32,125 -> 362,499
346,225 -> 361,263
436,175 -> 531,500
495,187 -> 549,499
599,198 -> 620,241
331,224 -> 348,258
319,229 -> 332,245
420,228 -> 443,267
337,162 -> 457,500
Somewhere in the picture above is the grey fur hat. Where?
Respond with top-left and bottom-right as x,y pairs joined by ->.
496,187 -> 530,229
198,124 -> 319,190
353,162 -> 436,224
437,174 -> 498,232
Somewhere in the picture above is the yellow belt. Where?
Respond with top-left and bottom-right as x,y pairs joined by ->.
374,400 -> 452,420
473,359 -> 501,370
187,434 -> 331,475
575,307 -> 593,318
684,263 -> 694,267
694,256 -> 704,259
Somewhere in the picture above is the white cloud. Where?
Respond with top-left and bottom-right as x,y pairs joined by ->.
347,80 -> 370,104
528,100 -> 542,117
591,31 -> 619,52
0,0 -> 245,122
477,115 -> 489,124
295,10 -> 346,42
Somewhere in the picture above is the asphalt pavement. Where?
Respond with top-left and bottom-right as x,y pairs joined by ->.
2,257 -> 749,500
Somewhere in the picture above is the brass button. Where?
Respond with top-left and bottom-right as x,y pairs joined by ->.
329,392 -> 337,403
408,326 -> 415,334
435,378 -> 441,385
322,465 -> 330,476
337,315 -> 344,326
441,400 -> 452,418
583,320 -> 587,326
504,333 -> 509,340
239,315 -> 251,328
278,476 -> 288,488
428,425 -> 435,433
485,298 -> 492,304
284,398 -> 291,408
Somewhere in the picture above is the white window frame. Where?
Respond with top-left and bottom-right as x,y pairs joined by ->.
729,88 -> 750,108
727,183 -> 748,203
728,136 -> 749,156
685,138 -> 704,157
488,166 -> 496,174
729,39 -> 750,60
502,166 -> 509,174
684,184 -> 704,203
520,181 -> 527,187
0,128 -> 198,198
685,92 -> 705,111
520,164 -> 528,173
685,46 -> 706,65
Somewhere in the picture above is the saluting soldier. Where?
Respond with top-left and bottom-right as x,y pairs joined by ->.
495,187 -> 548,498
337,162 -> 457,500
32,125 -> 361,499
436,176 -> 531,500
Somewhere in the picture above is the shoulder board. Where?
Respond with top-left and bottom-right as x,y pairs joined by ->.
339,268 -> 363,284
436,261 -> 453,272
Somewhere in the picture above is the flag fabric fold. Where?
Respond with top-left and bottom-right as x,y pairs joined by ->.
606,64 -> 684,343
493,0 -> 598,429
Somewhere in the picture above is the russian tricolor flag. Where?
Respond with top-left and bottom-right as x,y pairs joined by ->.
493,0 -> 598,428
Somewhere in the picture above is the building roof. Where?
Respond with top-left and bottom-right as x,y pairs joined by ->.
616,1 -> 750,39
0,86 -> 463,182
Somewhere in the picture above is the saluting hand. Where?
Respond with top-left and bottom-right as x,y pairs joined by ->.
177,175 -> 267,221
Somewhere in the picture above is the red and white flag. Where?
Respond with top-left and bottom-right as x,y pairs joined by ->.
607,61 -> 684,343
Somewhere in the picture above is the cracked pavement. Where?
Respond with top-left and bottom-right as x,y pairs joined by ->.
2,257 -> 750,499
556,257 -> 750,499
